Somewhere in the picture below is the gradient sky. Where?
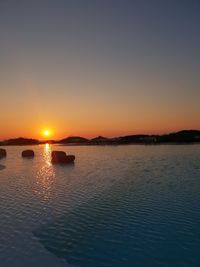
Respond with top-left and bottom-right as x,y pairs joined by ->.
0,0 -> 199,139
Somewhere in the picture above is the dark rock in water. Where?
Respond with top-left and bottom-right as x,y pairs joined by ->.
66,155 -> 75,162
0,148 -> 7,158
52,151 -> 66,157
0,164 -> 6,170
51,151 -> 75,164
51,151 -> 66,163
22,150 -> 35,157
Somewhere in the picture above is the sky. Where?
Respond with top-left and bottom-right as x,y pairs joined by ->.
0,0 -> 199,140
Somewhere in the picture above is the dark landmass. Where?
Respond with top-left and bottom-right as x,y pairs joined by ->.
156,130 -> 200,143
40,140 -> 57,144
90,136 -> 111,144
1,137 -> 40,146
59,136 -> 89,144
0,130 -> 200,146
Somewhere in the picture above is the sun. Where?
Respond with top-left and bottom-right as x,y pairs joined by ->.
43,130 -> 50,136
42,130 -> 51,137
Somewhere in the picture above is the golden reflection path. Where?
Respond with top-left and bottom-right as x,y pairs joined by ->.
35,144 -> 55,201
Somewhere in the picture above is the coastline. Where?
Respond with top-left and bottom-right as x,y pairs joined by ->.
0,130 -> 200,146
0,142 -> 200,147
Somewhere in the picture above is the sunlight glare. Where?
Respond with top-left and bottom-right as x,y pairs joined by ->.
43,130 -> 50,136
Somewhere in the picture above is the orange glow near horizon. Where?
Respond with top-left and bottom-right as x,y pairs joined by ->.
0,121 -> 199,141
0,2 -> 199,142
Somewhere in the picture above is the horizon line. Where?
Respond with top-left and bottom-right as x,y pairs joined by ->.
1,129 -> 200,142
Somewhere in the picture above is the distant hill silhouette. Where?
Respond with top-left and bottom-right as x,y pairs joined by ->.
0,130 -> 200,146
90,136 -> 111,144
157,130 -> 200,143
59,136 -> 89,144
118,134 -> 157,144
2,137 -> 39,145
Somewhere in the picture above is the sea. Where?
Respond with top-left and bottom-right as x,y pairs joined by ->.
0,144 -> 199,267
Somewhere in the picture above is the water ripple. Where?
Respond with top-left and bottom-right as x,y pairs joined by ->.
0,144 -> 200,266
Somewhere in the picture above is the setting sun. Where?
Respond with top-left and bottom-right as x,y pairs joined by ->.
41,129 -> 52,138
43,130 -> 50,136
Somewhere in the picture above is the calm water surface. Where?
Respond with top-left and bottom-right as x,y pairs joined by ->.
0,144 -> 199,267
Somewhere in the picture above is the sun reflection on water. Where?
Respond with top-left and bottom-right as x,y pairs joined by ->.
44,143 -> 51,165
35,144 -> 55,201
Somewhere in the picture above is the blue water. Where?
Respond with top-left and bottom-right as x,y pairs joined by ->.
0,144 -> 199,267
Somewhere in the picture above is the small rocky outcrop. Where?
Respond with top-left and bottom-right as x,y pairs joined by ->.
0,164 -> 6,170
22,150 -> 35,157
51,151 -> 75,164
0,148 -> 7,159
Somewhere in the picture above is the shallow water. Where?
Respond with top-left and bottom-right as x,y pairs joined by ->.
0,144 -> 199,266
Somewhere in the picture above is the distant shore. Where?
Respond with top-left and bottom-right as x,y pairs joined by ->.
0,130 -> 200,146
